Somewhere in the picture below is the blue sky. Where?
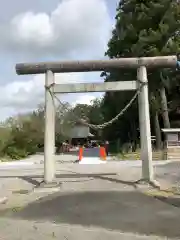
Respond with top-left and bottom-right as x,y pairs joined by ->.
0,0 -> 118,120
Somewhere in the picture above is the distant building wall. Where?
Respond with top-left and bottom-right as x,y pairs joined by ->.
70,125 -> 90,138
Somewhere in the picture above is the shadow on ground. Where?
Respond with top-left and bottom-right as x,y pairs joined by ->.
155,195 -> 180,208
2,190 -> 180,238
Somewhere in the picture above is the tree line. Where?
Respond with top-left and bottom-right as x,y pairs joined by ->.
0,100 -> 102,160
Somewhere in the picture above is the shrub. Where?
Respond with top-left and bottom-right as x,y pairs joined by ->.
4,146 -> 28,160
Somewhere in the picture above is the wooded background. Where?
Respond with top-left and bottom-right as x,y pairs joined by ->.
0,0 -> 180,160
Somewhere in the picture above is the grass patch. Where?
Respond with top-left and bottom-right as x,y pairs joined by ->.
145,189 -> 174,198
11,206 -> 23,213
117,151 -> 140,160
116,150 -> 164,160
0,156 -> 19,162
0,206 -> 23,217
12,189 -> 30,195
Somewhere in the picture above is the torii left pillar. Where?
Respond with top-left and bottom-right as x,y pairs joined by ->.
44,70 -> 56,184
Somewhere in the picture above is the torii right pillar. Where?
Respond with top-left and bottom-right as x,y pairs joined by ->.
137,66 -> 153,182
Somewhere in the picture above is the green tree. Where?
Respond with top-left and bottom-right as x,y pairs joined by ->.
102,0 -> 180,148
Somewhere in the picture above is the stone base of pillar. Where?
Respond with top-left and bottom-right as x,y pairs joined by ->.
33,180 -> 61,193
135,178 -> 161,190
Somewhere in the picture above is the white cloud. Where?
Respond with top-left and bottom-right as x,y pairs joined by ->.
0,73 -> 84,111
0,72 -> 104,121
2,0 -> 112,57
72,94 -> 97,107
0,0 -> 112,120
11,12 -> 53,46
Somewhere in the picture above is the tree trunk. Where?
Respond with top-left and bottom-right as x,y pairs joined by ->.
160,86 -> 170,128
130,120 -> 138,151
154,111 -> 162,150
98,129 -> 102,140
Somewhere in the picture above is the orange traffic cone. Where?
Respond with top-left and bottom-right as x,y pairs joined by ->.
99,146 -> 106,161
78,147 -> 84,161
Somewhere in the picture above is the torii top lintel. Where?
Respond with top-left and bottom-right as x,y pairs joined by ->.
15,56 -> 177,75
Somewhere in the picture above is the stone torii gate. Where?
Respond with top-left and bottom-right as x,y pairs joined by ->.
15,56 -> 177,186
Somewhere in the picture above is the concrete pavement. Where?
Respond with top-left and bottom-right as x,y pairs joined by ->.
0,153 -> 180,239
0,218 -> 168,240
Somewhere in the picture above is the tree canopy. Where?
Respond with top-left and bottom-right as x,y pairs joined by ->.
101,0 -> 180,149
